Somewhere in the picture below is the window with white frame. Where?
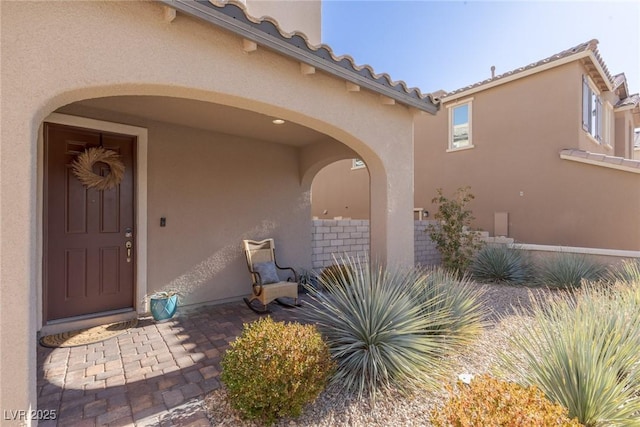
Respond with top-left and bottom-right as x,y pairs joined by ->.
582,75 -> 603,143
448,100 -> 473,150
602,101 -> 613,146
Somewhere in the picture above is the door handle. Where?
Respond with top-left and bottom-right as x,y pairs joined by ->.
125,241 -> 132,262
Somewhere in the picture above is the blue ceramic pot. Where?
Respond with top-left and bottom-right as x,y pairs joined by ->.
150,294 -> 178,321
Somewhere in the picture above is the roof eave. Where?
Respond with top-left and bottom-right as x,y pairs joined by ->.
158,0 -> 438,114
584,51 -> 614,92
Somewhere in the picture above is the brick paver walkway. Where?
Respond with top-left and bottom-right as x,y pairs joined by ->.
37,299 -> 305,426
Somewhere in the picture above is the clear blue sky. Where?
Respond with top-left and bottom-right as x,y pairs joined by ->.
321,1 -> 640,95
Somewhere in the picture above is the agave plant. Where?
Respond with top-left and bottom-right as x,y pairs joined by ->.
500,281 -> 640,426
303,256 -> 486,400
535,252 -> 605,289
470,245 -> 533,285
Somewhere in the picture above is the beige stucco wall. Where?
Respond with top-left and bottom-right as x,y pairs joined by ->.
614,109 -> 639,159
312,61 -> 640,251
144,125 -> 310,306
311,159 -> 370,219
415,61 -> 640,251
614,115 -> 628,158
1,0 -> 415,421
245,0 -> 321,45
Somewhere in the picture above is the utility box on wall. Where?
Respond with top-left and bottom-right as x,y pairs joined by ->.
494,212 -> 509,237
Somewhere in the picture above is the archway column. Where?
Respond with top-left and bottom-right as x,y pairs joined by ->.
368,126 -> 416,268
299,118 -> 416,268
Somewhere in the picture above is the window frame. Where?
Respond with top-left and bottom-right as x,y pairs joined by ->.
601,101 -> 613,148
446,98 -> 474,152
582,75 -> 603,144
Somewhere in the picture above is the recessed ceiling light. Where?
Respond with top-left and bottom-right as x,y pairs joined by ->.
272,119 -> 285,125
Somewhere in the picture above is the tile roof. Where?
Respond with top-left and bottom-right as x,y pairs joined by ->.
615,93 -> 640,109
612,73 -> 629,99
159,0 -> 438,113
560,149 -> 640,173
612,73 -> 626,89
444,39 -> 613,98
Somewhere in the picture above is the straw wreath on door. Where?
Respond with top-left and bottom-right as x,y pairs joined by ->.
71,147 -> 125,191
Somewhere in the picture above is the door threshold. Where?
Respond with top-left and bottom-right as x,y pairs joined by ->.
40,309 -> 138,337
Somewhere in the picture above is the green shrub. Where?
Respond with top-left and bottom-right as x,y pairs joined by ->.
606,258 -> 640,284
431,374 -> 582,427
534,253 -> 604,289
304,256 -> 486,401
220,317 -> 335,425
500,281 -> 640,426
427,187 -> 484,276
470,245 -> 533,285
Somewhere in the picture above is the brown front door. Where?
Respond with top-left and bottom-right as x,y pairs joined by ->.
44,123 -> 135,321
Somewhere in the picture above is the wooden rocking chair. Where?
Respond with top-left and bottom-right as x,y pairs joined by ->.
242,238 -> 299,314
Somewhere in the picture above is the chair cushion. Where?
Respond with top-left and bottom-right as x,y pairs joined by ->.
253,261 -> 280,284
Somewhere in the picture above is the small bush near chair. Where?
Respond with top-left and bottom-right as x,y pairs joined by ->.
304,256 -> 486,401
500,281 -> 640,426
220,317 -> 334,425
430,374 -> 582,427
470,245 -> 533,285
534,252 -> 604,289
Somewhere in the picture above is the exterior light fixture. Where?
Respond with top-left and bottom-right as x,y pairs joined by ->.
272,119 -> 285,125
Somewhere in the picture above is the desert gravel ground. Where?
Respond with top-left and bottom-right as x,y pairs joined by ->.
205,283 -> 557,426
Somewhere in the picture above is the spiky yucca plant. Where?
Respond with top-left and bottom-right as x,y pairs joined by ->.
304,256 -> 486,400
606,258 -> 640,284
470,245 -> 533,285
317,263 -> 352,292
535,253 -> 604,289
415,267 -> 487,347
500,281 -> 640,426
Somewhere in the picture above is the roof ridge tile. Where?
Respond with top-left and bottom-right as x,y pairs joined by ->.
445,39 -> 613,97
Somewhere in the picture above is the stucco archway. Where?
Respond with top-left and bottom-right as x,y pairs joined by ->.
38,90 -> 384,328
36,84 -> 410,333
310,159 -> 371,221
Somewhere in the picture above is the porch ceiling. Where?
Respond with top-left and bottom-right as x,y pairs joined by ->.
71,96 -> 330,147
